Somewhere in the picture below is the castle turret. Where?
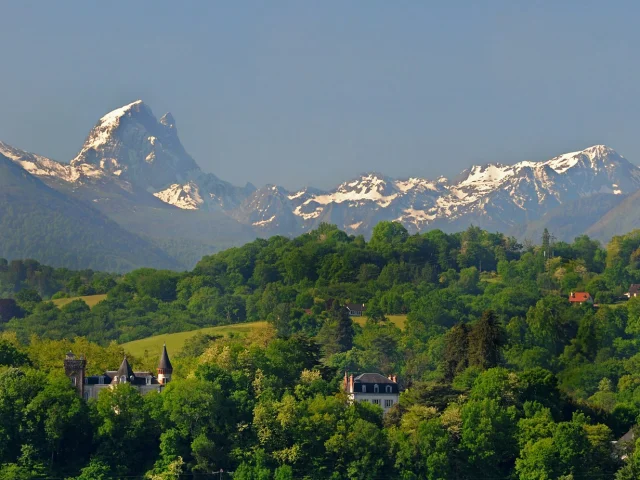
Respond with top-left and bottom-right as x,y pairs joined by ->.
157,344 -> 173,385
64,351 -> 86,397
112,356 -> 135,385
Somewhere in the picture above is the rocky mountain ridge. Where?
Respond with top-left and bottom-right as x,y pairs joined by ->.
2,100 -> 640,264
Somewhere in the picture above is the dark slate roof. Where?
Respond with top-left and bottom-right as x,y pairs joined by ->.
345,303 -> 366,311
116,356 -> 134,380
354,373 -> 396,384
86,375 -> 110,385
158,344 -> 173,371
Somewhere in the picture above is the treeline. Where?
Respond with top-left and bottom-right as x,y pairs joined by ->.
3,222 -> 640,477
0,317 -> 635,479
3,222 -> 640,346
0,258 -> 118,298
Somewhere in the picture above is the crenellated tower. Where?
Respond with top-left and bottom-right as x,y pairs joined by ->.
64,351 -> 86,397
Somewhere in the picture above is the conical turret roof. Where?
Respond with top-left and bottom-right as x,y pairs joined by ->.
116,356 -> 134,380
158,344 -> 173,371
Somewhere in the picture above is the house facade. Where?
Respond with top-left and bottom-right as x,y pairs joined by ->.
344,372 -> 399,413
64,344 -> 173,400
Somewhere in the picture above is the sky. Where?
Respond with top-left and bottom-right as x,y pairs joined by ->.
1,1 -> 640,190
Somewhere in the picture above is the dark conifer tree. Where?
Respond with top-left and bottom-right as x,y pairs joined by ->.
468,310 -> 504,370
443,322 -> 470,381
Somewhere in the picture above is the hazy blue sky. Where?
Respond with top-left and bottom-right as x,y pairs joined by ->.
1,1 -> 639,189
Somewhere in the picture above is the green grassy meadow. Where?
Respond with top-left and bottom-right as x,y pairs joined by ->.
122,314 -> 407,357
122,321 -> 269,357
353,314 -> 407,329
51,294 -> 108,309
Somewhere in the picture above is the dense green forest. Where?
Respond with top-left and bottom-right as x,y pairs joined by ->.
0,154 -> 182,273
4,222 -> 640,478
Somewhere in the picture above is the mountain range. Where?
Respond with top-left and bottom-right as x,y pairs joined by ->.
2,99 -> 640,271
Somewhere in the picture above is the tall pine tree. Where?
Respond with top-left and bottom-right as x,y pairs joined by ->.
443,323 -> 470,381
468,310 -> 504,370
316,301 -> 355,356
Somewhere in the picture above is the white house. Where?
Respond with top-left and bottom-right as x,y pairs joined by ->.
343,372 -> 399,413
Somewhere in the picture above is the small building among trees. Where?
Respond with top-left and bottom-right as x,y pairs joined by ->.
343,372 -> 399,413
568,292 -> 593,305
345,303 -> 366,317
625,284 -> 640,298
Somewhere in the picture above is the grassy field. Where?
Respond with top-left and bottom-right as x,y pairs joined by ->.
51,294 -> 108,309
122,314 -> 408,357
354,314 -> 407,329
122,321 -> 269,357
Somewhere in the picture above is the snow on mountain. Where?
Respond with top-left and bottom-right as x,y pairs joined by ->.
65,101 -> 252,211
0,141 -> 105,183
4,98 -> 640,241
153,182 -> 203,210
231,185 -> 301,234
269,145 -> 640,234
71,100 -> 201,189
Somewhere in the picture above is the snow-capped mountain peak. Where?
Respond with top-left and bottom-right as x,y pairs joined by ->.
4,99 -> 640,242
70,100 -> 202,189
73,100 -> 147,158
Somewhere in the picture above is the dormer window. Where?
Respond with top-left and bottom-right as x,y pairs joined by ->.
386,385 -> 392,393
146,376 -> 152,385
374,384 -> 379,393
120,375 -> 126,384
99,376 -> 104,385
362,385 -> 366,393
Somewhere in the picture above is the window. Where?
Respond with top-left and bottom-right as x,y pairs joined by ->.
362,385 -> 366,393
146,376 -> 152,385
84,377 -> 88,384
84,392 -> 90,401
385,399 -> 393,408
372,399 -> 381,405
386,385 -> 392,393
374,384 -> 379,393
71,377 -> 77,386
98,376 -> 104,385
120,375 -> 126,384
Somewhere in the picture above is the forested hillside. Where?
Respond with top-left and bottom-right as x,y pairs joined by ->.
4,222 -> 640,478
0,154 -> 183,272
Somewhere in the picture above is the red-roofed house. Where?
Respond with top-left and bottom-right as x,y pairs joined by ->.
569,292 -> 593,305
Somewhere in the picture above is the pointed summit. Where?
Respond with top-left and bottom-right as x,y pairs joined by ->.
71,101 -> 200,189
160,112 -> 176,129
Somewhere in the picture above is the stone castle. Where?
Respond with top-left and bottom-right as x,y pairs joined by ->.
64,344 -> 173,400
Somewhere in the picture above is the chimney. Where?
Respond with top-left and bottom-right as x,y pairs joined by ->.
343,372 -> 348,392
349,374 -> 354,393
392,375 -> 397,383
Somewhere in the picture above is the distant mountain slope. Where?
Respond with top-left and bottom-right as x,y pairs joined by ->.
4,99 -> 640,259
513,193 -> 627,242
0,154 -> 182,272
585,189 -> 640,242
